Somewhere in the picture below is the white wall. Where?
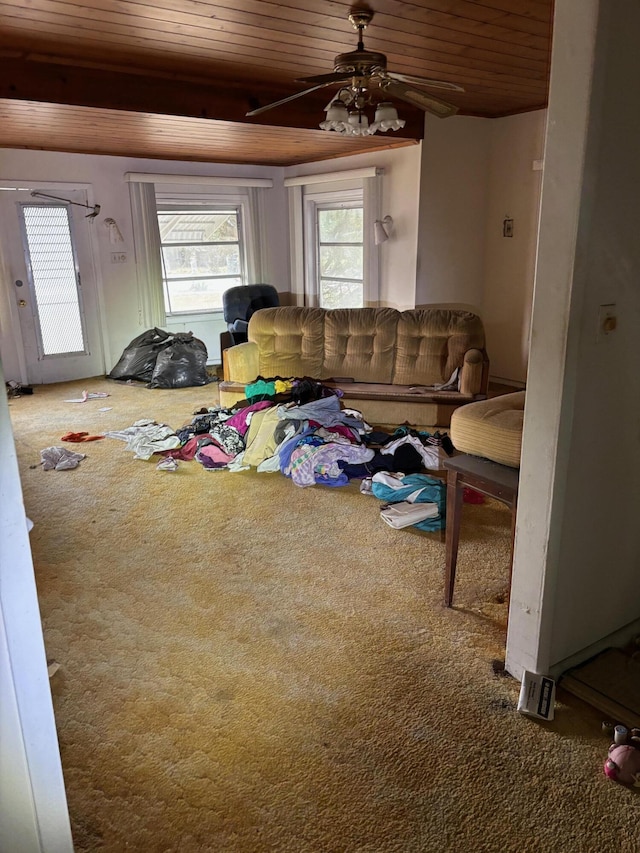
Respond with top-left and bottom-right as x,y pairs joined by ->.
0,150 -> 289,375
416,115 -> 491,313
507,0 -> 640,678
483,111 -> 546,384
0,146 -> 423,378
284,144 -> 423,310
416,111 -> 545,384
0,358 -> 73,852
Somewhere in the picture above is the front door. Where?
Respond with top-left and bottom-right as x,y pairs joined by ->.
0,189 -> 104,384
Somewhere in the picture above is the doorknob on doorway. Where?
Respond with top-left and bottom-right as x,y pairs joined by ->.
18,299 -> 26,307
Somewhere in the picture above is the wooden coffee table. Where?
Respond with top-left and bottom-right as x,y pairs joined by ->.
442,454 -> 519,607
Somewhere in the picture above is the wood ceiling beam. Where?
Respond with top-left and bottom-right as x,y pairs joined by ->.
0,99 -> 418,166
1,58 -> 426,139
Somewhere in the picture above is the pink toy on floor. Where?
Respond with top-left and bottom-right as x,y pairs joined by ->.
604,743 -> 640,787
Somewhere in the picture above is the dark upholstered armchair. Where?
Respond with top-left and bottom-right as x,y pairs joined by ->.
220,284 -> 280,353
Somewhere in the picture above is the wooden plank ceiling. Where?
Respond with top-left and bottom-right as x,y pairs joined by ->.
0,0 -> 554,166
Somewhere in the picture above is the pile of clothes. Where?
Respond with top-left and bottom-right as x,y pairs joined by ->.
105,378 -> 453,529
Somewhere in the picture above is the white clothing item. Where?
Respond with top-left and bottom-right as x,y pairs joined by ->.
359,478 -> 373,495
40,446 -> 86,471
104,421 -> 180,460
372,471 -> 406,489
380,501 -> 439,529
227,451 -> 250,472
409,367 -> 460,392
156,457 -> 178,472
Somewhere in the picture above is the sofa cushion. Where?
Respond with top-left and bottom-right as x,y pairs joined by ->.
449,391 -> 525,468
322,308 -> 399,383
249,306 -> 325,379
393,309 -> 485,386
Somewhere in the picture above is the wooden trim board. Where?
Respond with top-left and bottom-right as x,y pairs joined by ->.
560,648 -> 640,728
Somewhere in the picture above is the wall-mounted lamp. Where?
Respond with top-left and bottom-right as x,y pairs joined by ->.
374,215 -> 393,245
104,217 -> 125,244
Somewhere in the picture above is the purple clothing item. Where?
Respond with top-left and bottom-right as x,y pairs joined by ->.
196,444 -> 234,468
289,441 -> 374,487
323,424 -> 359,442
316,472 -> 350,487
278,427 -> 317,475
225,401 -> 274,436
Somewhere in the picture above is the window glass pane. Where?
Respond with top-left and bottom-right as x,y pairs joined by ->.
311,198 -> 364,310
320,280 -> 364,309
165,276 -> 242,313
157,208 -> 244,315
319,245 -> 363,280
161,245 -> 240,278
158,212 -> 238,243
318,208 -> 363,242
22,205 -> 85,355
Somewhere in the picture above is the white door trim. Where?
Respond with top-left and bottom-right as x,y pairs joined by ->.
0,180 -> 108,382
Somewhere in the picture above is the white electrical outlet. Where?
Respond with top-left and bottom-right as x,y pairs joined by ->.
110,252 -> 127,264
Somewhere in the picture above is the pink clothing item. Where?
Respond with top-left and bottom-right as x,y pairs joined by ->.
196,444 -> 234,468
225,401 -> 274,436
322,424 -> 359,441
164,435 -> 209,461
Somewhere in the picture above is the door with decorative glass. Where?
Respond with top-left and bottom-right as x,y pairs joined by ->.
0,189 -> 104,384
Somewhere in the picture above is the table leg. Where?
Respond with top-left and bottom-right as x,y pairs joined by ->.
444,469 -> 464,606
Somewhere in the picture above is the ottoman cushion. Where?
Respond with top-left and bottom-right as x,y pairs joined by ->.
450,391 -> 525,468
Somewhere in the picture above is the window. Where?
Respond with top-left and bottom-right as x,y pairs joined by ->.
316,204 -> 364,308
289,169 -> 382,308
157,209 -> 245,315
303,188 -> 365,309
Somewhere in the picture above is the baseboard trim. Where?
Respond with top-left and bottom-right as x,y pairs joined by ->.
550,616 -> 640,680
488,376 -> 526,389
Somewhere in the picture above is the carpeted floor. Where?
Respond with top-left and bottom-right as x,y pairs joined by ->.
8,378 -> 638,852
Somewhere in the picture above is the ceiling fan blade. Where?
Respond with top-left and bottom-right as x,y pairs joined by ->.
246,82 -> 337,117
295,73 -> 352,85
385,71 -> 464,92
380,78 -> 459,118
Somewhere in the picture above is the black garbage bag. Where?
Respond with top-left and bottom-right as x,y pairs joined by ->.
108,327 -> 174,383
148,332 -> 210,388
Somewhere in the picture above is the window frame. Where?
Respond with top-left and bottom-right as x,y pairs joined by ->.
155,196 -> 253,318
304,188 -> 365,309
315,200 -> 365,309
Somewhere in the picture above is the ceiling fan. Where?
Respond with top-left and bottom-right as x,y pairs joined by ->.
246,8 -> 463,126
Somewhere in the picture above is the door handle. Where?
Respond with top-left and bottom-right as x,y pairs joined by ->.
18,299 -> 27,307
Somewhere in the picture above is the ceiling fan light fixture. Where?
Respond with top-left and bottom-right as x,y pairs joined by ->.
319,98 -> 351,132
324,99 -> 349,123
370,101 -> 406,133
249,9 -> 461,125
346,111 -> 370,135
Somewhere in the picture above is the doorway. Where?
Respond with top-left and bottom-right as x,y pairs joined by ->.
0,187 -> 104,384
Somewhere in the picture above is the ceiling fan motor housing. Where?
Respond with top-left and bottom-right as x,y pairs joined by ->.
334,50 -> 387,77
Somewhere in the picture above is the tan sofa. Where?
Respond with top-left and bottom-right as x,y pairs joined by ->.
219,306 -> 489,427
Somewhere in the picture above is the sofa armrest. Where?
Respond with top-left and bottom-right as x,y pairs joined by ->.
460,348 -> 489,396
222,341 -> 259,383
